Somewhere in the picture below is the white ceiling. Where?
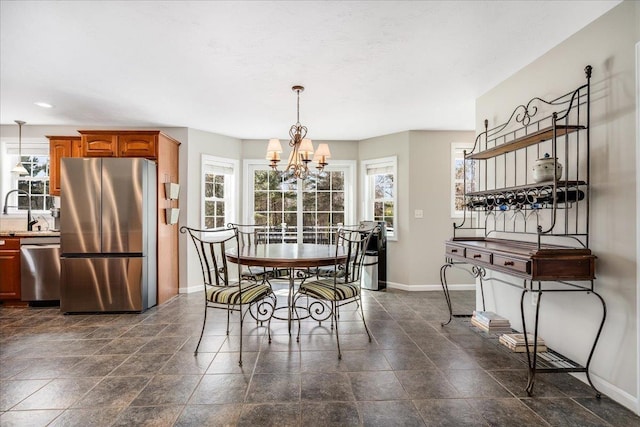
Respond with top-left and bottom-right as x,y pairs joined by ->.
0,0 -> 621,141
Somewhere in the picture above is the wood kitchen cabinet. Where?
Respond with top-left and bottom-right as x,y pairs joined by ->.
48,136 -> 82,196
156,135 -> 180,304
80,133 -> 118,157
49,131 -> 163,196
118,133 -> 157,158
0,237 -> 21,301
79,131 -> 158,159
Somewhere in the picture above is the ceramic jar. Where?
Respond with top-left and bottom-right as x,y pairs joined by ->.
532,153 -> 562,183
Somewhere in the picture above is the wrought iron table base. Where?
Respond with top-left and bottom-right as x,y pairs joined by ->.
519,285 -> 606,397
269,268 -> 317,335
439,259 -> 606,397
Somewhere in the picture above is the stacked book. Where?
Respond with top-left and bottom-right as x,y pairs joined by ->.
499,333 -> 547,353
470,311 -> 512,334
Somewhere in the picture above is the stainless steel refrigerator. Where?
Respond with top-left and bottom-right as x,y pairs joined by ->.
60,158 -> 157,313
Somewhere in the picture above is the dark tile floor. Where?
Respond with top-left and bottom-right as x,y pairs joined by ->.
1,287 -> 638,426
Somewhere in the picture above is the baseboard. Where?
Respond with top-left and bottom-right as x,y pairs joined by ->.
570,372 -> 639,414
386,282 -> 476,291
179,284 -> 204,294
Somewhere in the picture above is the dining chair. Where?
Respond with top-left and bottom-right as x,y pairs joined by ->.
315,223 -> 357,278
293,224 -> 377,359
228,223 -> 289,282
180,226 -> 276,366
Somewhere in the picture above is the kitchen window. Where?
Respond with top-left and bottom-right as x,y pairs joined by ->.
201,155 -> 238,229
2,148 -> 53,214
361,156 -> 397,240
16,155 -> 53,211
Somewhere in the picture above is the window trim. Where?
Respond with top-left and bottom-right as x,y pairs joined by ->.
361,155 -> 398,241
451,142 -> 474,218
201,154 -> 239,229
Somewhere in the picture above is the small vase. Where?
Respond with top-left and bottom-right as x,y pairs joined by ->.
532,153 -> 562,183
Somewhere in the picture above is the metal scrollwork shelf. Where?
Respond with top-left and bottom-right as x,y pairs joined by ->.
440,65 -> 606,397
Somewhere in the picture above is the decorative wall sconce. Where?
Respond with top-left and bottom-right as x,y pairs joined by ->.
164,182 -> 180,200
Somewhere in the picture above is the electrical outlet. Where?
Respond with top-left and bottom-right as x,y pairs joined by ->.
531,292 -> 539,306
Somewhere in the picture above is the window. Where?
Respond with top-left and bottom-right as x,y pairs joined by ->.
253,170 -> 298,227
16,156 -> 53,211
362,156 -> 397,240
451,142 -> 475,217
3,151 -> 53,214
201,155 -> 238,229
245,160 -> 355,243
302,171 -> 345,228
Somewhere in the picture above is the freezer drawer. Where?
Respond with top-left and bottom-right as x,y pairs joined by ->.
21,244 -> 61,301
60,257 -> 155,313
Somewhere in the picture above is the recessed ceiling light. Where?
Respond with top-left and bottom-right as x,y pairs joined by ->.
34,101 -> 54,108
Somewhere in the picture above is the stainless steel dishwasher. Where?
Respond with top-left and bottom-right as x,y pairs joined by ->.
20,236 -> 61,302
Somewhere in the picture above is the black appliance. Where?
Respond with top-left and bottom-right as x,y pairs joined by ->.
360,220 -> 387,290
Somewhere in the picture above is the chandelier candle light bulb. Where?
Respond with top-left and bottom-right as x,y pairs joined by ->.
266,138 -> 283,169
313,143 -> 331,170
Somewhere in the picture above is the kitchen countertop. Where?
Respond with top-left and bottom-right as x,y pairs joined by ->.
0,231 -> 60,237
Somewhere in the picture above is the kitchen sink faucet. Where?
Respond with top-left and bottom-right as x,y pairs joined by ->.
2,189 -> 38,231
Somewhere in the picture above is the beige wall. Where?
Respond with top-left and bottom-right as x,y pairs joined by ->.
179,128 -> 242,292
357,130 -> 476,288
476,0 -> 638,408
408,130 -> 475,287
359,132 -> 411,285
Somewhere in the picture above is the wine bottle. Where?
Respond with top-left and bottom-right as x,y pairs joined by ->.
535,189 -> 585,205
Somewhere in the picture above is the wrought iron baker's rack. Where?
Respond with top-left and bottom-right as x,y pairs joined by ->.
453,65 -> 592,249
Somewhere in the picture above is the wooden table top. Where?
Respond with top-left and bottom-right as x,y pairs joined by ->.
226,243 -> 347,268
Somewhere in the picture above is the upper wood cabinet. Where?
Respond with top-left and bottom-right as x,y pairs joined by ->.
79,131 -> 158,159
48,131 -> 171,196
47,136 -> 82,196
81,133 -> 118,157
118,133 -> 157,157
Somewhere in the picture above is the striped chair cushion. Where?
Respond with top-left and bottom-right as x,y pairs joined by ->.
206,282 -> 272,305
298,279 -> 360,301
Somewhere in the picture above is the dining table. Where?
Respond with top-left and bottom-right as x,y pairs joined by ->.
225,243 -> 347,334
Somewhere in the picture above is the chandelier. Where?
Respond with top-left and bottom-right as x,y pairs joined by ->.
11,120 -> 28,175
266,85 -> 331,179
